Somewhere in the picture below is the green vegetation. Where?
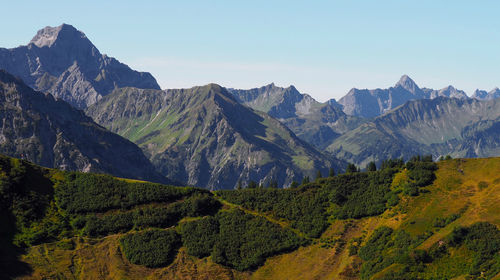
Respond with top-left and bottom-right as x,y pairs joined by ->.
211,209 -> 306,271
179,216 -> 219,258
7,152 -> 500,280
358,222 -> 500,279
218,187 -> 328,238
180,209 -> 306,271
323,168 -> 399,219
120,229 -> 181,268
55,172 -> 205,214
82,193 -> 220,237
219,157 -> 437,238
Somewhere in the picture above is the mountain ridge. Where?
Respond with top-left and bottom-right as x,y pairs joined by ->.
86,84 -> 343,189
327,96 -> 500,166
227,83 -> 365,149
0,23 -> 160,109
0,69 -> 167,183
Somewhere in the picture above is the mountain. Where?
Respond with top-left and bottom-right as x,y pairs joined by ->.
327,97 -> 500,167
228,83 -> 365,149
472,87 -> 500,100
86,84 -> 342,189
422,85 -> 468,99
0,69 -> 166,183
336,75 -> 469,118
0,24 -> 160,109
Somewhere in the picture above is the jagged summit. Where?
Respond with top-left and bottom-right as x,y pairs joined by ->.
0,24 -> 160,109
395,74 -> 420,93
29,24 -> 86,48
473,87 -> 500,100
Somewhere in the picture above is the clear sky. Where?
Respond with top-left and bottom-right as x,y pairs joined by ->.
1,0 -> 499,101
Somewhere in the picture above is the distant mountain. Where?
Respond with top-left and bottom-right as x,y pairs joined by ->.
472,88 -> 500,100
335,75 -> 469,118
327,97 -> 500,167
0,24 -> 160,109
228,83 -> 365,149
86,84 -> 343,189
0,70 -> 166,183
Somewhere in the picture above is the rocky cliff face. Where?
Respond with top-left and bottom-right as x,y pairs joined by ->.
472,88 -> 500,100
327,97 -> 500,166
337,75 -> 470,118
228,84 -> 365,149
0,70 -> 167,183
0,24 -> 160,109
86,84 -> 343,189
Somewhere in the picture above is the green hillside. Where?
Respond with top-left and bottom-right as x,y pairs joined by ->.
1,154 -> 500,279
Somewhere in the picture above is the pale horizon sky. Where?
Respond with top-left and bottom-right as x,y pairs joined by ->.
1,0 -> 499,101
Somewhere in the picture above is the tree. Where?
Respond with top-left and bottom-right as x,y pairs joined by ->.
302,176 -> 310,185
329,167 -> 335,177
268,179 -> 278,188
315,170 -> 322,180
248,180 -> 258,189
346,163 -> 358,173
236,180 -> 242,190
290,181 -> 299,188
367,161 -> 377,172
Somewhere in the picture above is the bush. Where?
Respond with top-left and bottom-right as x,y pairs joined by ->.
218,187 -> 328,238
325,169 -> 399,219
120,229 -> 181,268
83,194 -> 221,237
55,172 -> 206,214
478,181 -> 489,190
211,209 -> 306,271
180,216 -> 219,258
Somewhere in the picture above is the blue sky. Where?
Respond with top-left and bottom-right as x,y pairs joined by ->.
2,0 -> 499,101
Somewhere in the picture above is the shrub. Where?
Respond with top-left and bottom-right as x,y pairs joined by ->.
55,172 -> 205,214
180,216 -> 219,258
120,229 -> 181,268
211,209 -> 306,271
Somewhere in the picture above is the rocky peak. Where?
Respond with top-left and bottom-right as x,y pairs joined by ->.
0,24 -> 160,109
473,89 -> 488,99
30,24 -> 90,48
474,87 -> 500,100
395,74 -> 420,94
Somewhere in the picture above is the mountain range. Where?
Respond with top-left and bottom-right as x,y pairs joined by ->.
86,85 -> 343,189
327,97 -> 500,166
228,83 -> 365,149
0,69 -> 166,183
334,75 -> 469,118
1,23 -> 500,187
0,24 -> 159,109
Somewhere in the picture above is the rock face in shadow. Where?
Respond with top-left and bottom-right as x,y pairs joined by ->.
0,24 -> 160,109
87,84 -> 344,189
0,70 -> 167,183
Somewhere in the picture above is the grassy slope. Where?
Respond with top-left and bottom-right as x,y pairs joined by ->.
14,157 -> 500,279
20,237 -> 248,280
250,157 -> 500,279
